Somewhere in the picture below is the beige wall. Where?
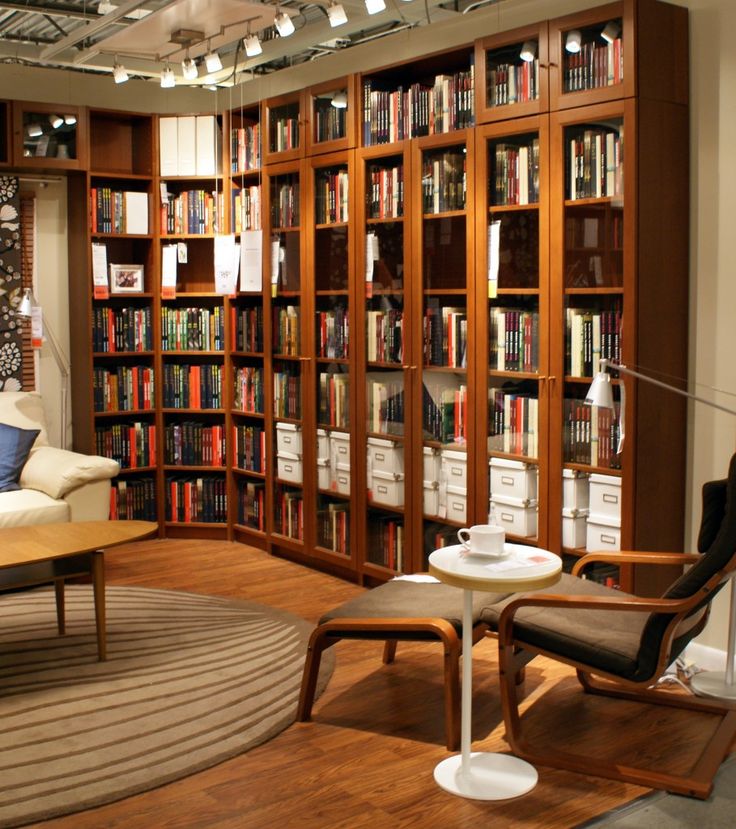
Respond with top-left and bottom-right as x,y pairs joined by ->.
8,0 -> 735,657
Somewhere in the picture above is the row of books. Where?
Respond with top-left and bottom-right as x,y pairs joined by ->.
367,164 -> 404,219
568,128 -> 623,200
317,502 -> 350,555
162,364 -> 223,409
489,307 -> 540,373
273,368 -> 301,418
90,189 -> 148,235
362,67 -> 475,146
315,170 -> 349,224
273,304 -> 300,355
233,305 -> 264,352
163,422 -> 226,467
566,308 -> 622,377
230,124 -> 261,173
488,391 -> 539,457
422,154 -> 467,213
274,488 -> 303,539
492,139 -> 541,206
424,304 -> 468,368
95,421 -> 156,469
92,306 -> 152,353
318,371 -> 350,429
238,480 -> 266,530
160,190 -> 223,235
487,59 -> 539,107
367,378 -> 404,436
166,475 -> 227,523
110,477 -> 157,521
93,366 -> 154,412
270,182 -> 300,228
233,365 -> 264,414
367,517 -> 405,571
564,38 -> 623,93
563,400 -> 621,467
317,306 -> 349,359
232,185 -> 262,233
234,423 -> 265,472
423,381 -> 467,444
161,306 -> 225,352
366,308 -> 403,363
270,114 -> 299,154
314,102 -> 346,144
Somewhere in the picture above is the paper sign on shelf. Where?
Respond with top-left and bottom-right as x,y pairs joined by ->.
161,244 -> 178,299
91,243 -> 109,299
365,232 -> 376,297
240,229 -> 263,292
214,234 -> 239,296
270,238 -> 281,297
159,182 -> 169,205
488,220 -> 500,299
31,306 -> 43,349
177,242 -> 188,264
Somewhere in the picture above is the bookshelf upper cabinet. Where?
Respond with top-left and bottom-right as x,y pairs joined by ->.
89,109 -> 153,176
475,22 -> 549,124
305,76 -> 358,156
12,101 -> 87,170
0,101 -> 10,166
263,91 -> 305,165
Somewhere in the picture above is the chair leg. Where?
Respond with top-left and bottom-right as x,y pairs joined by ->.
54,579 -> 65,634
297,627 -> 336,722
383,640 -> 397,664
442,634 -> 461,752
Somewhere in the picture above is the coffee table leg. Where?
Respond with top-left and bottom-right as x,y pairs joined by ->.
91,551 -> 106,661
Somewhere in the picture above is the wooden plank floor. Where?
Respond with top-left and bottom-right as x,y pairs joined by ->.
23,538 -> 730,829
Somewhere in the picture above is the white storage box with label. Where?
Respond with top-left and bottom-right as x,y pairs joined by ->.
317,457 -> 331,490
317,428 -> 330,460
589,473 -> 622,520
424,446 -> 440,483
329,431 -> 351,468
423,480 -> 439,516
440,449 -> 467,489
562,507 -> 588,549
490,495 -> 538,538
445,484 -> 468,523
277,450 -> 302,484
276,422 -> 302,454
586,513 -> 621,551
489,458 -> 538,501
367,437 -> 404,476
335,462 -> 351,495
371,470 -> 405,507
563,469 -> 590,511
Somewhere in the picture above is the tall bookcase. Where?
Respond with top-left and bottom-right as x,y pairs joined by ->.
65,0 -> 688,591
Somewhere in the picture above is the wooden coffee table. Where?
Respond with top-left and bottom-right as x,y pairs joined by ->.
0,520 -> 157,660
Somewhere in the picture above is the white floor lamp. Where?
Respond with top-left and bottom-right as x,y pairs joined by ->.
18,287 -> 71,451
586,357 -> 736,701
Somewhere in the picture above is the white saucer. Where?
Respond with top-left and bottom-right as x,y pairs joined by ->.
461,544 -> 509,560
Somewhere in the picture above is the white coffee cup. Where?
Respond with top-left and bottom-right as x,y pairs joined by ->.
457,524 -> 506,557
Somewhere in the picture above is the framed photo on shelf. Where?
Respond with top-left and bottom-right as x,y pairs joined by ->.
110,264 -> 144,293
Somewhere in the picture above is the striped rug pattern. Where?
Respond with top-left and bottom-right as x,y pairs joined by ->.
0,585 -> 330,828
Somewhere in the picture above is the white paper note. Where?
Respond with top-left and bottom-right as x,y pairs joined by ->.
91,243 -> 108,298
488,221 -> 500,298
214,234 -> 238,295
161,244 -> 178,297
241,230 -> 263,292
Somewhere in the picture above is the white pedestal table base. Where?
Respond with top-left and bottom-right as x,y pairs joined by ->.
434,752 -> 538,800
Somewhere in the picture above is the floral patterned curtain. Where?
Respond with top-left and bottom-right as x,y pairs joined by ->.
0,175 -> 22,391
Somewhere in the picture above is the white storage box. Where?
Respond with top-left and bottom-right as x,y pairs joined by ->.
276,422 -> 302,454
277,450 -> 302,484
423,446 -> 440,483
367,437 -> 404,476
335,461 -> 351,495
317,428 -> 330,460
589,473 -> 622,520
586,513 -> 621,551
562,507 -> 589,549
317,457 -> 331,490
489,458 -> 538,501
370,470 -> 405,507
491,495 -> 538,538
563,469 -> 590,511
441,449 -> 467,488
329,431 -> 351,468
423,480 -> 439,516
445,484 -> 468,523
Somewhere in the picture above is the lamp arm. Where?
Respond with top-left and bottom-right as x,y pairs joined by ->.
40,313 -> 71,378
601,359 -> 736,418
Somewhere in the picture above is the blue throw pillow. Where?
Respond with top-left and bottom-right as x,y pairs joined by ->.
0,423 -> 40,493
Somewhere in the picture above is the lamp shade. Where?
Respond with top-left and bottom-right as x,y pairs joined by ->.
244,34 -> 262,57
601,20 -> 621,43
585,370 -> 614,409
19,288 -> 35,318
520,40 -> 537,62
327,3 -> 347,26
565,29 -> 582,53
274,11 -> 295,37
331,90 -> 348,109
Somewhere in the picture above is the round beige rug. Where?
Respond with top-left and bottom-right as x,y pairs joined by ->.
0,585 -> 332,828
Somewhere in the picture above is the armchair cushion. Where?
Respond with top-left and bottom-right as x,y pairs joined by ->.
0,423 -> 40,493
20,446 -> 119,500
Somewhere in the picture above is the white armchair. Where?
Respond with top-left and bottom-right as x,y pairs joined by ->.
0,391 -> 119,528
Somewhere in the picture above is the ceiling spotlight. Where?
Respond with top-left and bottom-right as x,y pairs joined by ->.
601,20 -> 621,43
565,29 -> 582,53
520,40 -> 537,62
98,1 -> 115,13
26,123 -> 43,138
365,0 -> 386,13
244,33 -> 262,57
182,57 -> 198,80
204,49 -> 222,73
331,90 -> 348,109
113,62 -> 129,84
160,65 -> 176,88
48,114 -> 64,129
327,2 -> 347,27
274,10 -> 295,37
